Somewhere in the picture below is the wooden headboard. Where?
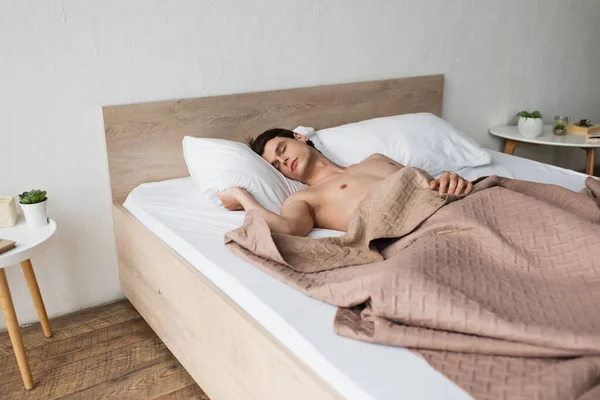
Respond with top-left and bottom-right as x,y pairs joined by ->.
103,74 -> 444,204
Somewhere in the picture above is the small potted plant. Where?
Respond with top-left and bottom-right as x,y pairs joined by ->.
19,189 -> 49,228
516,110 -> 543,138
553,123 -> 566,135
553,115 -> 569,135
567,119 -> 600,135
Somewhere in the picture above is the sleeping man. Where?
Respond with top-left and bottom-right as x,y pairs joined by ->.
221,130 -> 600,400
217,128 -> 472,236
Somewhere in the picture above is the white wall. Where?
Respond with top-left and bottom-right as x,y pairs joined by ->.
1,0 -> 599,330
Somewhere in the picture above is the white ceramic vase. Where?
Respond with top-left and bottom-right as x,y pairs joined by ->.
517,117 -> 544,138
21,200 -> 49,228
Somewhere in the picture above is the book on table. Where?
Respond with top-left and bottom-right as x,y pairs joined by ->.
587,132 -> 600,143
0,239 -> 16,254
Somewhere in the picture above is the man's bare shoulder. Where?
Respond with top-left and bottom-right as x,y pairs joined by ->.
360,153 -> 405,168
283,187 -> 315,206
281,189 -> 320,219
364,153 -> 394,162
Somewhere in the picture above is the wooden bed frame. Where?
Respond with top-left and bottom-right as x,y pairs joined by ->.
103,75 -> 444,400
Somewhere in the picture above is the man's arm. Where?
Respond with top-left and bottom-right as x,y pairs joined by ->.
217,188 -> 314,236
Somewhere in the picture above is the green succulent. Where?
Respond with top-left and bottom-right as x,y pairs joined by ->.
554,123 -> 565,130
516,110 -> 542,119
19,190 -> 47,205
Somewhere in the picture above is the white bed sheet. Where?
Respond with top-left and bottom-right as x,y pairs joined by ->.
123,149 -> 590,400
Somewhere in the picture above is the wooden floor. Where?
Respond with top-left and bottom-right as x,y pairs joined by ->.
0,300 -> 209,399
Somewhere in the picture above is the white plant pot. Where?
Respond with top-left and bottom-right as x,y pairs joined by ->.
20,200 -> 49,228
517,117 -> 543,138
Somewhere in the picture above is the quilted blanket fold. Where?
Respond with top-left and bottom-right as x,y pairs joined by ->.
225,168 -> 600,400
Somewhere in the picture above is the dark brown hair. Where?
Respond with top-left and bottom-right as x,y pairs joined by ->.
246,128 -> 315,156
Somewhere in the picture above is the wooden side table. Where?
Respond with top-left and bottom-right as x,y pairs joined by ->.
489,125 -> 599,175
0,216 -> 56,389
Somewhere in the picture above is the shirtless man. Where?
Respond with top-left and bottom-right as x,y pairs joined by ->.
218,128 -> 473,236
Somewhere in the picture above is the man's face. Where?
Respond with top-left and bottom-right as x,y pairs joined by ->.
262,135 -> 314,182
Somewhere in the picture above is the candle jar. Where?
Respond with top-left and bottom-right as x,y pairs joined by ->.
553,115 -> 569,135
0,197 -> 18,228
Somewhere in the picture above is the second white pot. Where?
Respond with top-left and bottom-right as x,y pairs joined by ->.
518,117 -> 544,138
21,200 -> 49,228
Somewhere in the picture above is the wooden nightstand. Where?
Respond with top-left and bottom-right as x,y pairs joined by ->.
489,125 -> 599,175
0,216 -> 56,389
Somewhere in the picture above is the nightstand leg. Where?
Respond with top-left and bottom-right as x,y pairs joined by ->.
0,269 -> 34,390
503,140 -> 517,155
585,148 -> 595,176
20,259 -> 52,338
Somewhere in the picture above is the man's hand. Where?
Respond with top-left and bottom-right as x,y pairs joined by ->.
217,187 -> 246,211
429,172 -> 473,195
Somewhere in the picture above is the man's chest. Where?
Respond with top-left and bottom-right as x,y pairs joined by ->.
302,160 -> 402,227
315,161 -> 399,199
311,170 -> 388,214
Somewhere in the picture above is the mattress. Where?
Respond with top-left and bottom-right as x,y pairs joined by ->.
123,149 -> 590,400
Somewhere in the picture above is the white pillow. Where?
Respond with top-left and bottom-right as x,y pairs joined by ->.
313,113 -> 491,176
182,136 -> 306,213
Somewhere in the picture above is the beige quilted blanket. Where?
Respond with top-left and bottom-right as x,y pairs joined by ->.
225,168 -> 600,400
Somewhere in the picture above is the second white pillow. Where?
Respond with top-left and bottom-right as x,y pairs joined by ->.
313,113 -> 491,176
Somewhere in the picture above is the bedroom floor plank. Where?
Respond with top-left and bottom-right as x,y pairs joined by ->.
0,300 -> 208,400
153,384 -> 210,400
0,332 -> 171,397
0,318 -> 152,385
0,300 -> 139,356
58,358 -> 196,400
